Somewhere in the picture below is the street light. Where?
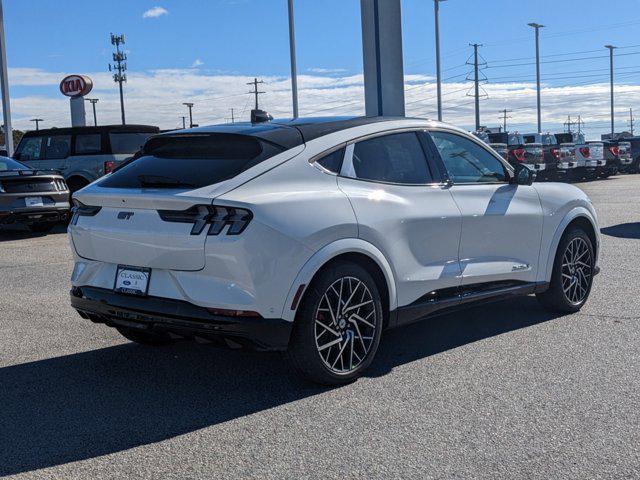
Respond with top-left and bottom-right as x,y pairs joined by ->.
605,45 -> 617,136
183,102 -> 194,128
528,22 -> 544,133
434,0 -> 447,121
85,98 -> 99,126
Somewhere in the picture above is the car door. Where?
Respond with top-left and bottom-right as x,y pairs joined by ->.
427,129 -> 544,287
336,130 -> 462,319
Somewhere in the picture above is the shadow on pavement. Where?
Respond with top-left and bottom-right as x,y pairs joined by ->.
0,296 -> 560,476
0,223 -> 67,242
600,223 -> 640,239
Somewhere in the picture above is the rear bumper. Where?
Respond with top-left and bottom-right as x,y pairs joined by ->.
0,205 -> 70,225
70,286 -> 293,351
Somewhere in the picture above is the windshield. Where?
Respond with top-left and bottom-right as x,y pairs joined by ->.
109,132 -> 155,154
0,156 -> 28,171
99,133 -> 286,189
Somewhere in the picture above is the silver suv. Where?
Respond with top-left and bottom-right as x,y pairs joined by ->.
13,125 -> 159,193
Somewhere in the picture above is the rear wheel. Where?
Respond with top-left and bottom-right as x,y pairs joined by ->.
287,262 -> 384,385
537,226 -> 595,313
116,326 -> 175,346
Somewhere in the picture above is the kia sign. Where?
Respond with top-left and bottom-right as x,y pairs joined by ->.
59,75 -> 93,97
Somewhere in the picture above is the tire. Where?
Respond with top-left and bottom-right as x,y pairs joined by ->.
287,262 -> 384,385
537,226 -> 595,313
116,326 -> 175,346
28,222 -> 56,233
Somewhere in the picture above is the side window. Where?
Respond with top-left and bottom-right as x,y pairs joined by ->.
315,147 -> 344,173
75,134 -> 102,155
43,135 -> 71,160
430,131 -> 508,184
351,132 -> 433,184
109,133 -> 153,154
16,137 -> 43,161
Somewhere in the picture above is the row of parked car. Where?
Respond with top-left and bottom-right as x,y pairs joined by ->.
0,125 -> 159,232
473,130 -> 639,181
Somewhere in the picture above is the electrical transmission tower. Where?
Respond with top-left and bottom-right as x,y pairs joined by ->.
466,43 -> 487,131
499,109 -> 512,132
247,78 -> 265,111
109,33 -> 127,125
564,115 -> 582,133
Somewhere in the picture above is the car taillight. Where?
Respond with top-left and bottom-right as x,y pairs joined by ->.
551,148 -> 560,160
54,178 -> 68,191
104,161 -> 115,174
512,148 -> 525,162
609,146 -> 620,156
70,199 -> 102,225
158,204 -> 253,236
579,146 -> 590,158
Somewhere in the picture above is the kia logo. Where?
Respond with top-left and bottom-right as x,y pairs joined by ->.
117,211 -> 134,220
59,75 -> 93,97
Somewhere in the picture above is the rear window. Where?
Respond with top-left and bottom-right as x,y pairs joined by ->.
109,132 -> 154,154
0,156 -> 27,171
488,132 -> 508,143
523,135 -> 536,144
555,133 -> 573,144
99,133 -> 285,189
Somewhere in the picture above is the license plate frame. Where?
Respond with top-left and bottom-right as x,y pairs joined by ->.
24,196 -> 43,207
114,265 -> 151,296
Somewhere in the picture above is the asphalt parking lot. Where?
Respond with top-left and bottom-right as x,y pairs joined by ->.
1,176 -> 639,479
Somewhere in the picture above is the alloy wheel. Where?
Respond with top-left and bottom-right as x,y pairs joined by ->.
561,237 -> 593,304
314,276 -> 378,375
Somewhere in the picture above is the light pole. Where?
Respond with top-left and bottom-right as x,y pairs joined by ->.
434,0 -> 446,121
30,118 -> 43,130
528,22 -> 544,133
287,0 -> 299,118
183,102 -> 194,128
85,98 -> 98,126
605,45 -> 617,137
0,0 -> 13,156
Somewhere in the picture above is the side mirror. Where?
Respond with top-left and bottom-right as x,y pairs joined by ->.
511,164 -> 536,185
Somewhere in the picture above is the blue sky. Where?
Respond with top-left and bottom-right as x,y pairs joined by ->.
4,0 -> 640,137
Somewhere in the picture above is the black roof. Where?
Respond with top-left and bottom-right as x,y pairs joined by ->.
22,124 -> 160,137
160,116 -> 405,150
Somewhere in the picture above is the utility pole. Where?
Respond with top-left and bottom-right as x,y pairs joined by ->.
230,108 -> 235,123
629,108 -> 635,135
85,98 -> 98,126
183,102 -> 194,128
181,116 -> 186,129
577,115 -> 584,135
470,43 -> 483,131
0,0 -> 13,156
287,0 -> 299,118
109,33 -> 127,125
564,115 -> 576,133
247,78 -> 265,111
499,109 -> 512,132
434,0 -> 446,121
528,23 -> 544,133
605,45 -> 617,137
30,118 -> 43,130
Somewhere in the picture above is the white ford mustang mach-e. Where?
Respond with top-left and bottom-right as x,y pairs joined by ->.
69,117 -> 599,384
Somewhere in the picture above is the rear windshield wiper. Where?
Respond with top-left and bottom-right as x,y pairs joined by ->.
137,175 -> 196,188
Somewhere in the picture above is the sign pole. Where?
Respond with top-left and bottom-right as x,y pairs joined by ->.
0,0 -> 13,156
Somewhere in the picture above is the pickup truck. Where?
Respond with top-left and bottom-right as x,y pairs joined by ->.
599,140 -> 621,178
553,132 -> 591,181
472,131 -> 509,161
505,133 -> 546,175
585,141 -> 606,179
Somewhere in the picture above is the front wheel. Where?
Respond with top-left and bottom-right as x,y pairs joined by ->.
287,262 -> 384,385
537,226 -> 595,313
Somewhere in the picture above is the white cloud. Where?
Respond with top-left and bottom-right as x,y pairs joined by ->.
6,66 -> 640,139
191,59 -> 204,68
307,67 -> 348,75
142,6 -> 168,19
